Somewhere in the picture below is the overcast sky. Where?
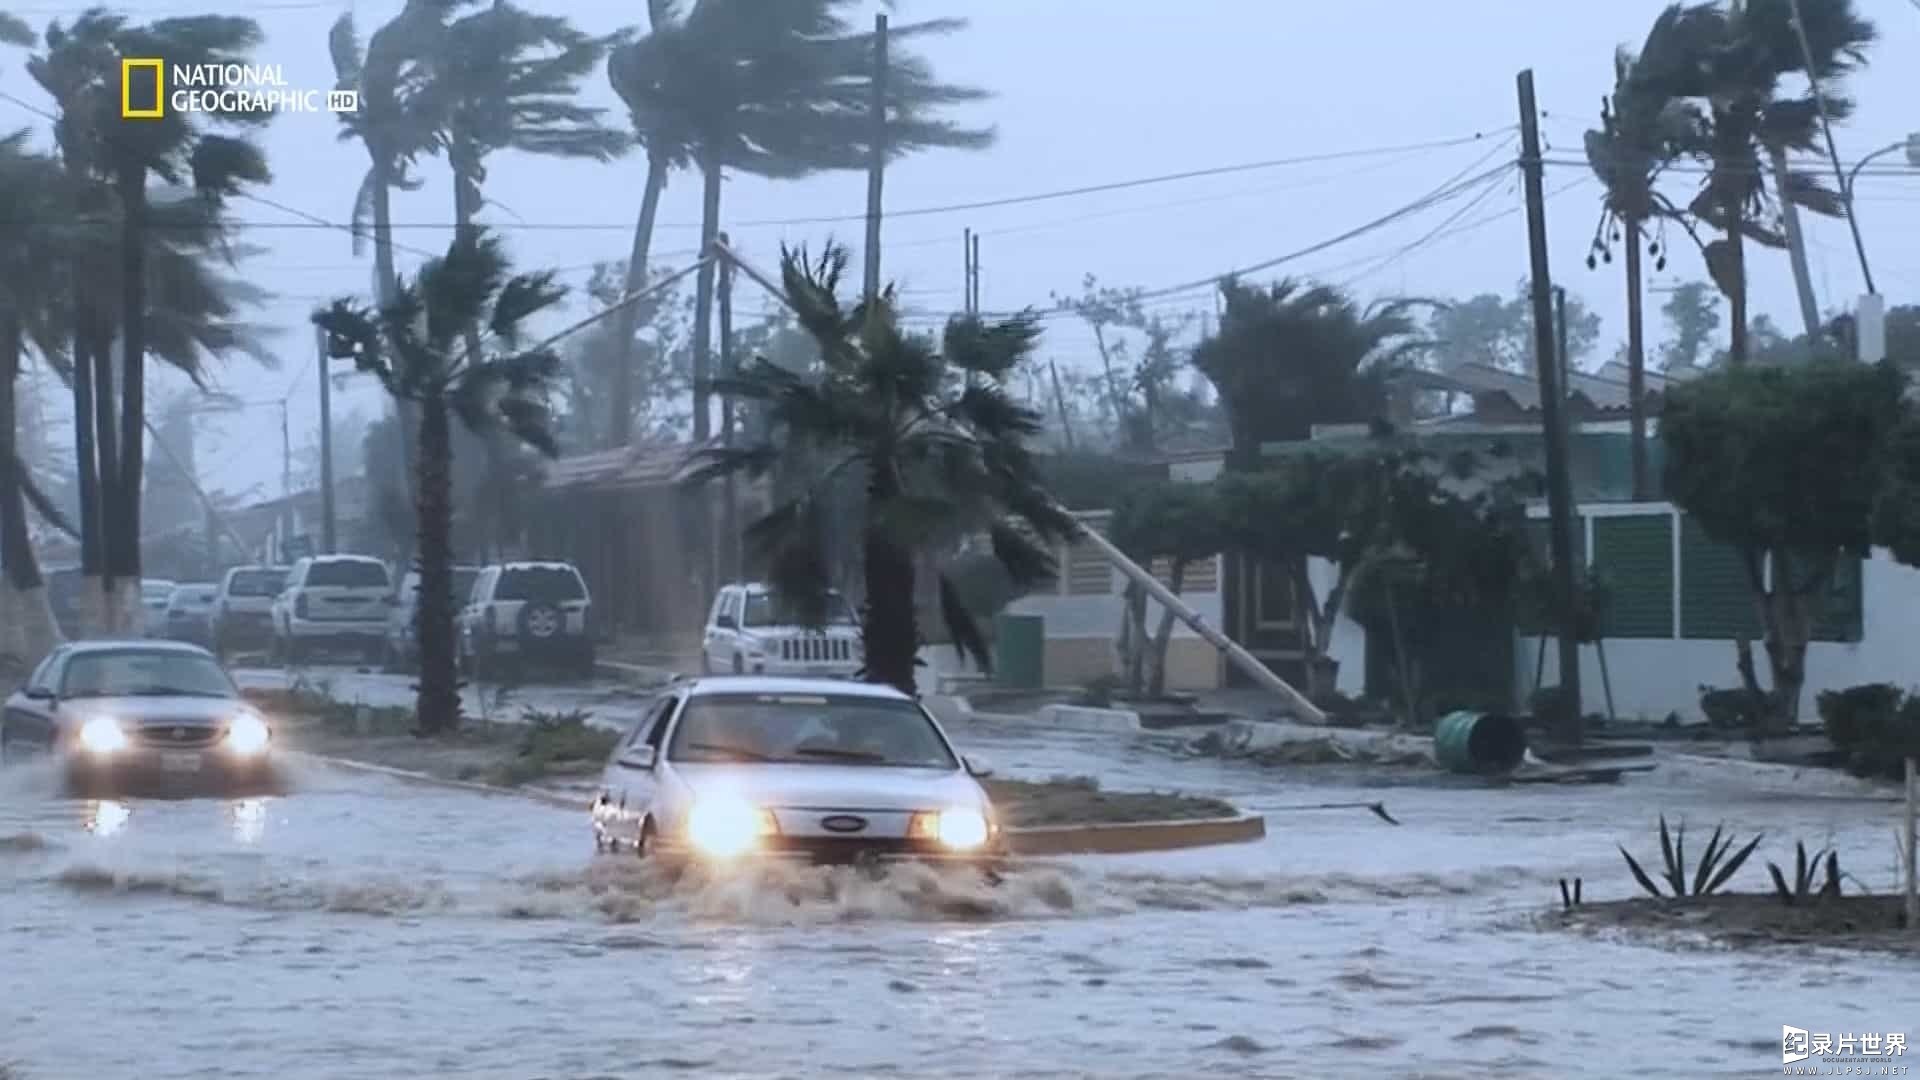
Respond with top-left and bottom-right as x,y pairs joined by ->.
5,0 -> 1919,504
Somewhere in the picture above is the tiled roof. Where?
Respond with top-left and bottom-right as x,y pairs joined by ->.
1392,360 -> 1695,417
540,438 -> 718,492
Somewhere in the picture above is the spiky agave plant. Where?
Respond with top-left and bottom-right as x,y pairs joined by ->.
1766,840 -> 1841,906
1619,815 -> 1763,899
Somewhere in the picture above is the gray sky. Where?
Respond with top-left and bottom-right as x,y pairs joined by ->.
6,0 -> 1919,503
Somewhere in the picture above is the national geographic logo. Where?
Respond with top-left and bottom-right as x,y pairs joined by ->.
119,58 -> 357,119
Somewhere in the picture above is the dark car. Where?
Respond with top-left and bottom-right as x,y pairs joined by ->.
164,584 -> 220,646
383,566 -> 482,672
0,640 -> 278,797
211,565 -> 289,661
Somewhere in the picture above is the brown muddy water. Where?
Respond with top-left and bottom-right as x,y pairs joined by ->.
3,721 -> 1918,1079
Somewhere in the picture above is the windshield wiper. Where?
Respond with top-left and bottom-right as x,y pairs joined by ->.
682,741 -> 773,762
125,688 -> 229,698
791,746 -> 887,763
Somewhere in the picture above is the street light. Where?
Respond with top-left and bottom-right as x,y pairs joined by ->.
1844,134 -> 1920,203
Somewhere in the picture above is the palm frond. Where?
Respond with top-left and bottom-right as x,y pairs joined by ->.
937,570 -> 990,671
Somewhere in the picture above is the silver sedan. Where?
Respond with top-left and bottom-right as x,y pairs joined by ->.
591,676 -> 1004,866
0,640 -> 278,797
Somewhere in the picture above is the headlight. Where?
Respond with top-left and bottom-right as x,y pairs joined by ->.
910,808 -> 991,850
685,797 -> 778,857
77,715 -> 128,754
225,711 -> 271,756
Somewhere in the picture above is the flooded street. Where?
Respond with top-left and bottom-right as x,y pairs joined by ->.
3,679 -> 1917,1079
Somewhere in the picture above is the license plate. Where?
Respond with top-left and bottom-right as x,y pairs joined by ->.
807,666 -> 838,676
159,752 -> 203,773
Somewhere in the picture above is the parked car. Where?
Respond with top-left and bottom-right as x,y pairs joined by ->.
384,566 -> 482,672
163,584 -> 219,646
270,555 -> 394,665
701,583 -> 863,678
589,676 -> 1002,867
457,561 -> 594,680
212,565 -> 290,661
1,640 -> 278,797
139,579 -> 177,637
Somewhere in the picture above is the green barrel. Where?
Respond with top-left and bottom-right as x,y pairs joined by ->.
1433,711 -> 1527,775
992,613 -> 1044,690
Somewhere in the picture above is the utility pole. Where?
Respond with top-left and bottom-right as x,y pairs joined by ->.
279,400 -> 291,548
1519,69 -> 1584,747
316,325 -> 337,554
862,13 -> 888,305
1767,147 -> 1824,340
962,228 -> 974,315
1554,286 -> 1570,392
970,231 -> 981,314
717,232 -> 739,584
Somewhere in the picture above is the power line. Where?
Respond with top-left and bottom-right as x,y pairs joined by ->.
1338,172 -> 1519,289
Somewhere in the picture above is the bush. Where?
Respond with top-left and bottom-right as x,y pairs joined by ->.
1816,682 -> 1902,750
1698,686 -> 1767,730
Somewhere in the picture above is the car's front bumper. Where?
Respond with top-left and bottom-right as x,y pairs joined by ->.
739,658 -> 862,678
284,617 -> 386,641
647,833 -> 1007,868
63,748 -> 279,797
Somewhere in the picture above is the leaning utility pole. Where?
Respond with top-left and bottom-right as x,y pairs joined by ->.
1768,148 -> 1824,340
862,13 -> 888,305
970,231 -> 981,313
1519,69 -> 1584,746
962,228 -> 973,315
717,232 -> 740,584
316,324 -> 337,554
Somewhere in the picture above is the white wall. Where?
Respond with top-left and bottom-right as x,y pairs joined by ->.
1521,513 -> 1919,722
1005,590 -> 1225,641
1307,557 -> 1370,697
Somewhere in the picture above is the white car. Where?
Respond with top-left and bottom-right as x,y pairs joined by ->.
457,561 -> 595,679
589,676 -> 1003,867
701,583 -> 863,678
270,555 -> 394,665
139,579 -> 177,637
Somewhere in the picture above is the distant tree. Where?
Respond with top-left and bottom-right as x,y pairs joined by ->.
1054,275 -> 1211,454
1659,279 -> 1721,371
314,231 -> 567,734
560,260 -> 691,451
1109,482 -> 1225,698
685,245 -> 1076,695
1424,281 -> 1602,374
1663,360 -> 1903,734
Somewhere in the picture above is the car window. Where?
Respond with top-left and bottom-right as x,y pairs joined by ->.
59,650 -> 238,700
169,587 -> 217,609
741,591 -> 856,628
644,697 -> 678,750
27,650 -> 63,692
667,694 -> 956,769
306,560 -> 390,588
226,569 -> 287,597
494,566 -> 585,603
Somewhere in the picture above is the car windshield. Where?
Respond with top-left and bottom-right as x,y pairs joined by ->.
170,587 -> 217,609
741,592 -> 856,628
226,569 -> 287,597
141,583 -> 175,603
59,650 -> 236,699
667,694 -> 956,768
496,566 -> 584,602
307,560 -> 389,588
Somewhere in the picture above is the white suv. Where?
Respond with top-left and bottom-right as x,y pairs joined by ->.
270,555 -> 394,665
457,561 -> 595,680
702,583 -> 863,678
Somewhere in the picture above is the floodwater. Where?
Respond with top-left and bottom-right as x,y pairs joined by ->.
3,687 -> 1917,1079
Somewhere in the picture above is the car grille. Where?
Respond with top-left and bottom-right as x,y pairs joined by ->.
762,836 -> 938,860
134,725 -> 223,749
780,637 -> 854,662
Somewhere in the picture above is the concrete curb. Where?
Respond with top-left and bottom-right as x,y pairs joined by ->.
295,752 -> 1266,855
1005,813 -> 1266,856
1031,703 -> 1142,734
288,751 -> 586,810
593,660 -> 679,684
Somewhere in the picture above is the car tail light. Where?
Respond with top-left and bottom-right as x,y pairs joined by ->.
295,594 -> 309,619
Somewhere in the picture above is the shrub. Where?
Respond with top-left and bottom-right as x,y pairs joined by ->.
1618,816 -> 1763,899
1698,686 -> 1767,730
1766,841 -> 1841,906
1816,683 -> 1902,750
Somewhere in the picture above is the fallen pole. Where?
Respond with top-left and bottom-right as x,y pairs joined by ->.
1264,801 -> 1399,825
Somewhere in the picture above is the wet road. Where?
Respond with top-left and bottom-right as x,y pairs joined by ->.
3,676 -> 1918,1079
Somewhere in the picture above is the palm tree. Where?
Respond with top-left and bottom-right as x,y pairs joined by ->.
1191,278 -> 1426,469
430,0 -> 623,557
0,129 -> 75,660
609,0 -> 992,454
24,11 -> 272,624
686,245 -> 1076,695
1585,8 -> 1708,501
1634,0 -> 1875,367
313,230 -> 566,734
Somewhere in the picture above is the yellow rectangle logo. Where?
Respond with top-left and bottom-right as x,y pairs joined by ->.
121,58 -> 164,119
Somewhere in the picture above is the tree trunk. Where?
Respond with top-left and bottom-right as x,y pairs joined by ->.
1123,581 -> 1147,696
0,313 -> 58,662
69,309 -> 100,637
1756,549 -> 1813,737
1146,561 -> 1185,698
1624,218 -> 1650,500
610,152 -> 669,449
1722,195 -> 1748,368
862,465 -> 918,694
372,157 -> 419,560
113,164 -> 148,596
90,314 -> 121,631
414,395 -> 461,735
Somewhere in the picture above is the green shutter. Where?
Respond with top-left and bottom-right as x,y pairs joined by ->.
1679,516 -> 1762,640
1593,514 -> 1674,638
1809,555 -> 1864,643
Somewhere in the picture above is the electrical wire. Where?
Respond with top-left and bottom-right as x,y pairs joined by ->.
1337,171 -> 1519,289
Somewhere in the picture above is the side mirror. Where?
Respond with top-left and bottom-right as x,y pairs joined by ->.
23,686 -> 55,702
964,755 -> 993,779
714,615 -> 736,630
618,745 -> 657,770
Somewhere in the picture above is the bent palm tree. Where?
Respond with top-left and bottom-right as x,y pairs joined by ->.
686,245 -> 1075,694
313,231 -> 566,734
